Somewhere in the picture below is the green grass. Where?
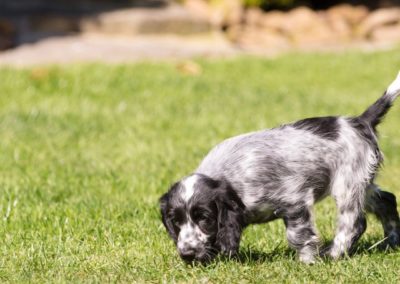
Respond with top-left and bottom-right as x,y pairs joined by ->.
1,49 -> 400,283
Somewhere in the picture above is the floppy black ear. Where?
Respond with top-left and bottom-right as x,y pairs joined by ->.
214,181 -> 245,256
159,192 -> 178,242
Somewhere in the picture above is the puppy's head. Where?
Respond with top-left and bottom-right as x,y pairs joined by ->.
160,174 -> 245,263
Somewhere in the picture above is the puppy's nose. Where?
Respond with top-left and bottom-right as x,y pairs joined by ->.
180,252 -> 195,262
179,248 -> 196,262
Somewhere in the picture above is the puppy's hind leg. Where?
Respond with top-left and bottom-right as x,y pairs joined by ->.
328,181 -> 367,259
283,207 -> 320,264
366,183 -> 400,248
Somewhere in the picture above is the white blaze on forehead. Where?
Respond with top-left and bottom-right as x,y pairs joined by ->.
182,175 -> 199,202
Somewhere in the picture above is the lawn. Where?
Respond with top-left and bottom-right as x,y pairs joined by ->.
1,48 -> 400,283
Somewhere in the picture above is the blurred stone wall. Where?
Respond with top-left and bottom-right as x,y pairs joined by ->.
1,0 -> 400,51
229,5 -> 400,52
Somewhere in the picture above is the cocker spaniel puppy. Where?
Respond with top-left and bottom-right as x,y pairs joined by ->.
160,72 -> 400,264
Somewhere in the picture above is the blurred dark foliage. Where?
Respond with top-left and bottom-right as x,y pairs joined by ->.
243,0 -> 398,10
0,0 -> 398,15
0,0 -> 169,16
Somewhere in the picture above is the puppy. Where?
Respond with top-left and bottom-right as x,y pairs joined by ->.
160,72 -> 400,264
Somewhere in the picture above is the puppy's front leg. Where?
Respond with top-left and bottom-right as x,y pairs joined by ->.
283,207 -> 320,264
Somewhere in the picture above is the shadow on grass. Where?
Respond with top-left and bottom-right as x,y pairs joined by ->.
235,247 -> 295,264
216,243 -> 296,264
185,235 -> 400,267
216,236 -> 400,265
351,238 -> 400,255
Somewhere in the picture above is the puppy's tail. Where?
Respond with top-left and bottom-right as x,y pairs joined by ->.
360,71 -> 400,130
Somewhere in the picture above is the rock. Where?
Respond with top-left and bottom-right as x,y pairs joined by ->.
185,0 -> 243,28
324,12 -> 352,40
229,9 -> 290,51
239,5 -> 371,47
280,7 -> 317,31
234,26 -> 290,51
279,7 -> 334,46
213,0 -> 243,28
324,4 -> 369,40
0,18 -> 15,50
81,5 -> 212,36
184,0 -> 211,22
245,8 -> 264,27
327,4 -> 369,27
371,24 -> 400,43
260,10 -> 287,32
357,8 -> 400,38
225,24 -> 242,42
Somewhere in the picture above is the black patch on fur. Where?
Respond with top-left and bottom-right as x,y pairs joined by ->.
292,116 -> 339,140
369,190 -> 400,236
192,174 -> 221,194
214,181 -> 245,256
349,118 -> 376,141
160,185 -> 179,242
360,91 -> 393,131
160,175 -> 246,262
370,190 -> 400,248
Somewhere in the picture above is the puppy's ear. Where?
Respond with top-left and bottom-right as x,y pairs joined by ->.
214,181 -> 245,257
159,190 -> 178,242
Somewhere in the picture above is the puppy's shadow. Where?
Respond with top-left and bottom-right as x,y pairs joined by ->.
219,243 -> 295,264
350,237 -> 399,256
236,248 -> 295,263
219,237 -> 398,264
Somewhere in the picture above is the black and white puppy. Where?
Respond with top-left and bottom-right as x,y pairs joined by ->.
160,72 -> 400,264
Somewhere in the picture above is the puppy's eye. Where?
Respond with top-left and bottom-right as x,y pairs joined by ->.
173,218 -> 183,227
195,214 -> 207,222
198,217 -> 216,233
192,211 -> 207,222
192,211 -> 214,226
169,212 -> 185,228
197,216 -> 211,225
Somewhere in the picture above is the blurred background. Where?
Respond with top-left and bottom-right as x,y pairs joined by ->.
0,0 -> 400,65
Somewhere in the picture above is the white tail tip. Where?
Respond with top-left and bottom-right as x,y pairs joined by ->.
387,71 -> 400,96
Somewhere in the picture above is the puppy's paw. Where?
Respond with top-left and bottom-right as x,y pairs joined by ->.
220,248 -> 239,259
298,246 -> 318,264
319,244 -> 343,260
299,253 -> 316,264
379,230 -> 400,250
